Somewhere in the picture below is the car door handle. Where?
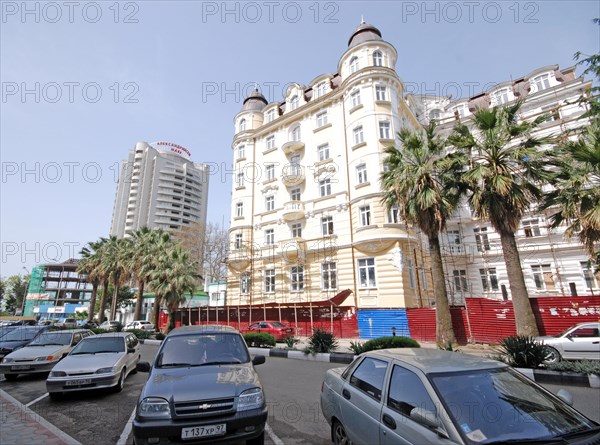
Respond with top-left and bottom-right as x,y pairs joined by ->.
593,341 -> 599,344
383,414 -> 396,430
342,389 -> 351,400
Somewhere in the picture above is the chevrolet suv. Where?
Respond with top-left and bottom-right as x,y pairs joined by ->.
133,325 -> 267,445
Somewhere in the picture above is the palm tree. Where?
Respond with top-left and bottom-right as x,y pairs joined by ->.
100,236 -> 132,321
149,244 -> 199,332
77,239 -> 104,321
448,101 -> 553,336
128,227 -> 157,321
147,231 -> 174,329
381,122 -> 462,346
92,237 -> 111,323
544,119 -> 600,262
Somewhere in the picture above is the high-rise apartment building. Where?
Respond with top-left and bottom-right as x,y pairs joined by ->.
110,141 -> 209,238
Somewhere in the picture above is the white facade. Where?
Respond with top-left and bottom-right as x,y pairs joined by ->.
110,141 -> 209,238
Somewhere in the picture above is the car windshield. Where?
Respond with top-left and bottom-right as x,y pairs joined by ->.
1,328 -> 40,342
28,331 -> 72,346
157,333 -> 250,367
430,368 -> 595,444
70,337 -> 124,354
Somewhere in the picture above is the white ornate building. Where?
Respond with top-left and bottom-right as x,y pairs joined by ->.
226,22 -> 596,310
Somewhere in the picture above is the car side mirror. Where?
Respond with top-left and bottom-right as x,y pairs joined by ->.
252,355 -> 266,366
136,361 -> 151,372
127,348 -> 136,353
557,389 -> 573,406
410,408 -> 440,430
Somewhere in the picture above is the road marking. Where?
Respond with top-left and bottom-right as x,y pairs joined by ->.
25,392 -> 49,407
265,422 -> 285,445
116,407 -> 137,445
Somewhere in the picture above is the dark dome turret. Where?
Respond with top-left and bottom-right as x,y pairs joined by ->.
241,88 -> 268,112
348,21 -> 382,48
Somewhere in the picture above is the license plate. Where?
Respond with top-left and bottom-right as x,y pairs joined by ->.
181,424 -> 226,440
65,378 -> 91,386
11,365 -> 30,371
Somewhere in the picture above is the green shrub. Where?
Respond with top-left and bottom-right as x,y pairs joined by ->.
283,337 -> 299,349
498,335 -> 547,369
125,329 -> 152,340
438,342 -> 461,352
349,340 -> 365,354
546,360 -> 600,375
243,332 -> 276,348
306,328 -> 338,354
357,336 -> 420,354
155,332 -> 165,341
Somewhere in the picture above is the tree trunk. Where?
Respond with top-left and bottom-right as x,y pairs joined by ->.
98,279 -> 109,322
499,230 -> 539,336
110,280 -> 119,321
429,234 -> 456,346
167,308 -> 176,332
88,283 -> 98,321
152,297 -> 161,331
134,281 -> 145,321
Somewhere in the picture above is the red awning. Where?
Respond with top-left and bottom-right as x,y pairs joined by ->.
328,289 -> 353,306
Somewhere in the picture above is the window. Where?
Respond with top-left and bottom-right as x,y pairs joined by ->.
239,118 -> 246,132
290,95 -> 299,110
235,201 -> 243,217
321,262 -> 337,290
266,135 -> 275,149
356,163 -> 368,184
291,222 -> 302,238
264,269 -> 275,293
350,357 -> 387,401
379,121 -> 391,139
265,229 -> 275,245
319,178 -> 331,197
350,90 -> 361,108
373,50 -> 383,67
234,233 -> 243,249
237,144 -> 245,159
581,262 -> 598,289
240,272 -> 250,294
265,195 -> 274,212
523,219 -> 541,237
318,143 -> 330,161
533,74 -> 550,92
388,205 -> 401,223
492,88 -> 509,105
353,126 -> 364,145
407,258 -> 416,289
290,126 -> 301,141
480,268 -> 499,291
266,108 -> 275,122
358,258 -> 376,288
420,267 -> 428,290
359,205 -> 371,226
316,111 -> 328,127
375,85 -> 387,101
290,266 -> 304,292
315,82 -> 327,98
236,172 -> 244,188
474,227 -> 490,252
321,216 -> 334,235
453,270 -> 468,292
290,188 -> 301,201
266,164 -> 275,181
387,365 -> 436,416
447,230 -> 464,253
349,56 -> 359,74
452,104 -> 466,118
430,109 -> 441,120
570,326 -> 600,338
532,264 -> 555,290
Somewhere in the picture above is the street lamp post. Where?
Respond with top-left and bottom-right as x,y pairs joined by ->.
19,267 -> 30,316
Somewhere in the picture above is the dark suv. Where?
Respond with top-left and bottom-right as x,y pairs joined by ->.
133,325 -> 267,445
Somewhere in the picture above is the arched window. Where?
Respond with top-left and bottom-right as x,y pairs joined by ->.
430,109 -> 442,121
350,56 -> 359,74
290,95 -> 299,111
239,118 -> 246,132
315,82 -> 327,98
290,126 -> 301,142
373,50 -> 383,67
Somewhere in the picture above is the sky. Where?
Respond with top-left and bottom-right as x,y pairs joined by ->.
1,0 -> 599,278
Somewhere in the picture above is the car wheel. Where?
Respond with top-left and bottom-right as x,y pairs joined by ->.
114,369 -> 126,393
48,392 -> 63,401
333,420 -> 350,445
4,374 -> 17,381
543,346 -> 561,364
130,356 -> 141,374
246,431 -> 264,445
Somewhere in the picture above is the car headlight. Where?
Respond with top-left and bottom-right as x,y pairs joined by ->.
1,358 -> 14,363
35,356 -> 56,362
238,388 -> 264,411
138,397 -> 171,419
50,371 -> 66,377
95,367 -> 116,374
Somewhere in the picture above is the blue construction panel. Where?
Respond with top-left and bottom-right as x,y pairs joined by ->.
357,309 -> 410,340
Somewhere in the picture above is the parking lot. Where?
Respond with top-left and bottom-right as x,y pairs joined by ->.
1,343 -> 599,445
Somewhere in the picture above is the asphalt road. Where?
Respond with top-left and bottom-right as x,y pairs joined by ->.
0,344 -> 598,445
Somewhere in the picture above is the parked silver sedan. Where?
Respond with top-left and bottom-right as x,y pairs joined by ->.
0,329 -> 93,380
536,322 -> 600,364
321,349 -> 600,445
46,332 -> 141,400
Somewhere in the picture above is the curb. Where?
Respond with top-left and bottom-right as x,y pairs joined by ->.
248,347 -> 354,364
515,368 -> 599,388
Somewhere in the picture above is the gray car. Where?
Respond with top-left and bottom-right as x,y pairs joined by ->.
536,322 -> 600,364
321,349 -> 600,445
0,329 -> 93,380
132,325 -> 267,445
46,332 -> 141,399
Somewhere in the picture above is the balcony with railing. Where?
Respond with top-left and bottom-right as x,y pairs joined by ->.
282,140 -> 305,155
281,165 -> 305,186
279,238 -> 306,262
282,201 -> 306,222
